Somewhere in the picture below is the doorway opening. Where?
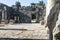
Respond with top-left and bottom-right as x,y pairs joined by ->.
31,14 -> 36,23
32,14 -> 36,20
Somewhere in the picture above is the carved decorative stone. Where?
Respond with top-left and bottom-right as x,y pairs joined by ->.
9,20 -> 15,24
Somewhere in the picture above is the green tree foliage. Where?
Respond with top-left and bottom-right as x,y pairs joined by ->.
15,1 -> 21,11
15,1 -> 21,7
31,3 -> 36,11
31,3 -> 36,6
37,1 -> 45,8
31,1 -> 45,9
31,3 -> 36,8
37,1 -> 45,6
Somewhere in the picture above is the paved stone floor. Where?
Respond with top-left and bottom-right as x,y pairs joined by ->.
0,23 -> 49,40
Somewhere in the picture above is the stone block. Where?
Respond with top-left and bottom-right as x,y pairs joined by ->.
1,20 -> 5,24
5,20 -> 8,24
9,20 -> 15,24
41,20 -> 45,25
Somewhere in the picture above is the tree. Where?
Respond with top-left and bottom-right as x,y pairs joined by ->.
31,3 -> 36,8
37,1 -> 45,8
15,1 -> 21,11
31,3 -> 36,6
31,3 -> 36,11
15,1 -> 21,7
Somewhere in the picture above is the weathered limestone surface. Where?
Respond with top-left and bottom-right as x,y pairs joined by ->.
46,0 -> 60,40
53,11 -> 60,40
46,0 -> 56,24
0,23 -> 49,39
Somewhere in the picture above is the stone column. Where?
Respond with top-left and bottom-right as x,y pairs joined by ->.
18,16 -> 19,23
14,16 -> 17,21
2,10 -> 5,20
14,16 -> 17,23
36,8 -> 39,23
4,6 -> 7,20
5,12 -> 7,20
1,10 -> 5,24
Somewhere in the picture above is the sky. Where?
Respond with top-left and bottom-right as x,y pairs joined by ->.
0,0 -> 47,6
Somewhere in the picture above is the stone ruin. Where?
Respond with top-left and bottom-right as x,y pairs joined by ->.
0,3 -> 46,24
46,0 -> 60,40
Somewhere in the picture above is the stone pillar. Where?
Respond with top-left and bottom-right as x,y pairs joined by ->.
1,10 -> 5,24
36,8 -> 39,23
4,6 -> 8,24
14,16 -> 17,23
18,16 -> 19,23
5,12 -> 7,20
14,16 -> 17,21
2,10 -> 5,20
4,6 -> 7,20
